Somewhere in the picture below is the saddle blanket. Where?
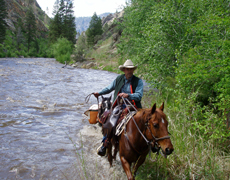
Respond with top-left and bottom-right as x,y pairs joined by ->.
115,111 -> 136,136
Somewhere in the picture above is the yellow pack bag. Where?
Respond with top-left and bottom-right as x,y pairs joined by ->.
84,104 -> 99,124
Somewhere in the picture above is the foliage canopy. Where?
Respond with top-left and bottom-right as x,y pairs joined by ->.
118,0 -> 230,141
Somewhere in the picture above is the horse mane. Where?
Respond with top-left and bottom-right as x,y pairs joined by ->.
136,107 -> 167,123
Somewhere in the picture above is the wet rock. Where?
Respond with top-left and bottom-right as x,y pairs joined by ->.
85,62 -> 96,69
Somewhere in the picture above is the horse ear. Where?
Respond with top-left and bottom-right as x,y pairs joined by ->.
101,95 -> 104,100
151,103 -> 156,114
109,95 -> 112,101
159,102 -> 164,111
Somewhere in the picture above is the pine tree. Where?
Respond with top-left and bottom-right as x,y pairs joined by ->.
49,12 -> 62,43
15,17 -> 26,49
86,13 -> 103,46
25,8 -> 37,52
52,0 -> 60,15
63,0 -> 76,44
49,0 -> 76,44
0,0 -> 8,43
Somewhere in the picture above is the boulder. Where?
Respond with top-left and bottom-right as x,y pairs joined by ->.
85,62 -> 96,69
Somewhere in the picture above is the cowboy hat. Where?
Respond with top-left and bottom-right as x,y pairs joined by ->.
119,59 -> 137,71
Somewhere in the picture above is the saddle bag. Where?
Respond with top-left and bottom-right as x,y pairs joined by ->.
84,104 -> 99,124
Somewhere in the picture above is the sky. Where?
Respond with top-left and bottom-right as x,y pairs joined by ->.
36,0 -> 128,17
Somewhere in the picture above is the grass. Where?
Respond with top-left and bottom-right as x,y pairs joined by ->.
86,37 -> 121,74
136,91 -> 230,180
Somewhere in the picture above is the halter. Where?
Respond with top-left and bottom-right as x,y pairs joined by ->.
121,97 -> 171,152
85,93 -> 111,123
98,96 -> 112,124
101,98 -> 111,112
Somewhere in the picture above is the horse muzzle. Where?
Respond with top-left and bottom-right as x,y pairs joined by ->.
159,142 -> 174,157
165,147 -> 174,155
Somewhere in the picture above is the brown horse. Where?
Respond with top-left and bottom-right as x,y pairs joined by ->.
103,102 -> 174,180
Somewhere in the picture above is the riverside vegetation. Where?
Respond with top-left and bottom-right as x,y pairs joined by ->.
75,0 -> 230,179
1,0 -> 229,179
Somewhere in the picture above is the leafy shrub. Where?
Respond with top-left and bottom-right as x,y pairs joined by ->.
52,37 -> 73,63
119,0 -> 230,142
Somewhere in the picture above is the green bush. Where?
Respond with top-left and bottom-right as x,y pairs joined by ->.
52,37 -> 73,63
118,0 -> 230,142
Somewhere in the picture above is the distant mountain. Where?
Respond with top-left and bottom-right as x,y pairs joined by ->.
75,13 -> 111,33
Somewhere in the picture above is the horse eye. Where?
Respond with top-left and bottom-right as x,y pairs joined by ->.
153,123 -> 159,128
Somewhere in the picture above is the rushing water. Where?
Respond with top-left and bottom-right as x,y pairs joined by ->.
0,58 -> 127,180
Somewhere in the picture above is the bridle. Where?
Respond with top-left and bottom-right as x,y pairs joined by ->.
101,98 -> 111,112
145,121 -> 171,153
85,93 -> 111,119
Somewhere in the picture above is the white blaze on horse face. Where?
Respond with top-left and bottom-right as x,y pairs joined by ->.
161,118 -> 165,124
104,102 -> 107,110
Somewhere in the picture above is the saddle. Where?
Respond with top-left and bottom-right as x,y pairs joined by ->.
98,110 -> 111,124
115,110 -> 136,136
101,104 -> 136,148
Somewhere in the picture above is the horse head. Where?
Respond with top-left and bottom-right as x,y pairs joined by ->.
98,95 -> 112,119
101,95 -> 112,111
144,102 -> 174,157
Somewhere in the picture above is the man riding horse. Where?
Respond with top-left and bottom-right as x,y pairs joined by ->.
93,59 -> 143,156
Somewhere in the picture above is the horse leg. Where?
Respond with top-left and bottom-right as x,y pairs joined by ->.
107,143 -> 113,167
132,155 -> 146,177
120,156 -> 134,180
112,141 -> 119,161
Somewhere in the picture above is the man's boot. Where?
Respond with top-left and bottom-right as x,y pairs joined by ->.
97,143 -> 107,156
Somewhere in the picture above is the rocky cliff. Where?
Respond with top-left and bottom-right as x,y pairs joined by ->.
101,10 -> 124,27
75,11 -> 124,34
4,0 -> 49,33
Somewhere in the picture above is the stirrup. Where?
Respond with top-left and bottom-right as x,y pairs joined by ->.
97,142 -> 103,153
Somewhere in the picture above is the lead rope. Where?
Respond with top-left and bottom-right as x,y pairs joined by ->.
85,93 -> 99,106
85,93 -> 100,120
85,93 -> 93,103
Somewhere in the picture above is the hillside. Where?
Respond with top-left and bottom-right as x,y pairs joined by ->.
4,0 -> 50,34
71,10 -> 125,71
75,13 -> 111,33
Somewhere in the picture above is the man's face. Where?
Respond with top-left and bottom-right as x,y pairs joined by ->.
123,68 -> 134,79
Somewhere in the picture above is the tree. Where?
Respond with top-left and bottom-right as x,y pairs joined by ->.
25,8 -> 37,52
86,12 -> 103,46
49,0 -> 76,44
62,0 -> 76,44
52,0 -> 60,16
0,0 -> 7,43
49,11 -> 62,43
118,0 -> 230,141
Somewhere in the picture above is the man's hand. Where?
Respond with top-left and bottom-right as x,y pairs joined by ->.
119,93 -> 129,98
93,92 -> 100,98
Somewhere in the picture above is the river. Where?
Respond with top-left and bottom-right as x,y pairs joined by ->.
0,58 -> 127,180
